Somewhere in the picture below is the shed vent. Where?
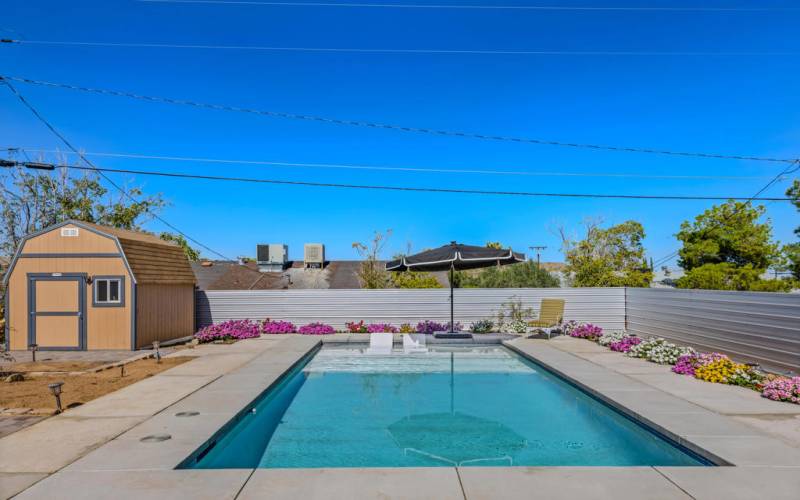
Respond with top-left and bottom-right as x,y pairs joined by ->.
60,227 -> 79,237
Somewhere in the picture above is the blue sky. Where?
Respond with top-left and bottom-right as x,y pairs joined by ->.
2,0 -> 799,263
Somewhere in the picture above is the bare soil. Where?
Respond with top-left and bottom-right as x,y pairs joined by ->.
0,357 -> 191,414
6,360 -> 110,373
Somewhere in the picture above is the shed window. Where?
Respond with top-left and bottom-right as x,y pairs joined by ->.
94,277 -> 123,306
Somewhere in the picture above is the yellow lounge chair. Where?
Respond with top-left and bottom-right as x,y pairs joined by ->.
528,299 -> 565,335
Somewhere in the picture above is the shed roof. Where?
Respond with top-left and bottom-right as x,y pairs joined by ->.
4,220 -> 196,286
77,222 -> 196,285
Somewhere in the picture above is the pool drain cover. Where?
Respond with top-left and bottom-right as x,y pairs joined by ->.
175,411 -> 200,417
140,434 -> 172,443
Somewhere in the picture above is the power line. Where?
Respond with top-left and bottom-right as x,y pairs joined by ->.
137,0 -> 800,11
6,40 -> 797,57
8,148 -> 776,181
3,76 -> 796,165
651,159 -> 800,269
1,159 -> 793,201
0,78 -> 232,261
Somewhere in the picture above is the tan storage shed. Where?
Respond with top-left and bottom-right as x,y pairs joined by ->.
3,220 -> 196,351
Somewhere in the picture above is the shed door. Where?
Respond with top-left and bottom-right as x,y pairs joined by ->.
29,276 -> 86,350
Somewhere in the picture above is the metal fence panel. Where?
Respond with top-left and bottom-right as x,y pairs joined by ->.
626,288 -> 800,373
196,287 -> 626,331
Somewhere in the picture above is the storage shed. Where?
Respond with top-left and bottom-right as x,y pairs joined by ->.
3,220 -> 196,351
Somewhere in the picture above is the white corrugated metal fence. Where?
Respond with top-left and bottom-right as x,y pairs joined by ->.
196,288 -> 626,331
196,287 -> 800,372
626,288 -> 800,373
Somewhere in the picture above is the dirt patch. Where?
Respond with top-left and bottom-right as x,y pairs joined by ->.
4,360 -> 111,374
0,357 -> 191,414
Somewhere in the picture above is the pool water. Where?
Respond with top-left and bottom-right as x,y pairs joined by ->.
188,345 -> 707,468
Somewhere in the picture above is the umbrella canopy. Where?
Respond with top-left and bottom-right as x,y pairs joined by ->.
386,241 -> 525,272
386,242 -> 526,333
388,411 -> 527,466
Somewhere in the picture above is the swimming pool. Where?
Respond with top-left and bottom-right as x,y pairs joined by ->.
185,344 -> 707,468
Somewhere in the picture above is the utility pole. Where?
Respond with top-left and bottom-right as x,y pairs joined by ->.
529,246 -> 547,272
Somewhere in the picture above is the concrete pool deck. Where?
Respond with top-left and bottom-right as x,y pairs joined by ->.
2,334 -> 799,499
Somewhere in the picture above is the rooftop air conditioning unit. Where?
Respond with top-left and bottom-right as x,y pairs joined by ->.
304,243 -> 325,269
256,244 -> 288,272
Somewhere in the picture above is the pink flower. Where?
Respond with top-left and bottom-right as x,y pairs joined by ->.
761,377 -> 800,404
297,322 -> 335,335
610,336 -> 641,353
367,323 -> 398,333
194,319 -> 262,343
261,319 -> 297,334
569,323 -> 603,340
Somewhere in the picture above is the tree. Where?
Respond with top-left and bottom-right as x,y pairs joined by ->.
674,200 -> 788,291
784,180 -> 800,280
391,271 -> 442,289
0,166 -> 165,256
560,219 -> 652,287
676,201 -> 777,271
352,230 -> 392,289
388,244 -> 443,289
160,232 -> 200,261
454,261 -> 560,288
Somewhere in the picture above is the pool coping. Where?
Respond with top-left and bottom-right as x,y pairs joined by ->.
8,335 -> 800,499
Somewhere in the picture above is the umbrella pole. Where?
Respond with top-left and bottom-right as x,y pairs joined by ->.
449,264 -> 455,332
450,351 -> 454,414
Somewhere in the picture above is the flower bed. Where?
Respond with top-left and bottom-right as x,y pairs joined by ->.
261,320 -> 297,334
568,323 -> 603,340
610,336 -> 641,353
761,376 -> 800,404
470,319 -> 494,334
563,322 -> 798,405
416,320 -> 446,334
626,338 -> 694,365
345,320 -> 367,333
367,323 -> 398,333
297,322 -> 336,335
195,319 -> 262,343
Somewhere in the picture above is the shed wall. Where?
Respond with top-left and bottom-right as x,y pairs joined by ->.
6,229 -> 133,350
21,224 -> 120,254
136,284 -> 196,348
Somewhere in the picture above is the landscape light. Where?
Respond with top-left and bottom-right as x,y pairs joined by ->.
28,343 -> 38,363
153,341 -> 161,363
48,382 -> 64,413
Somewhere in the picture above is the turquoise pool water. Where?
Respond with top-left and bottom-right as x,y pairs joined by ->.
187,345 -> 706,468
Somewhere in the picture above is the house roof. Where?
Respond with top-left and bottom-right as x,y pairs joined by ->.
192,259 -> 452,290
191,261 -> 287,290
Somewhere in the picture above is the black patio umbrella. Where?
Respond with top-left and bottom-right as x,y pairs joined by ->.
386,242 -> 526,334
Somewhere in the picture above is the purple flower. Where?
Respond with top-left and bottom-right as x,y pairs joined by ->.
261,320 -> 297,334
367,323 -> 398,333
569,323 -> 603,340
609,336 -> 641,353
416,320 -> 447,334
194,319 -> 262,343
297,322 -> 336,335
761,377 -> 800,404
672,353 -> 697,376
